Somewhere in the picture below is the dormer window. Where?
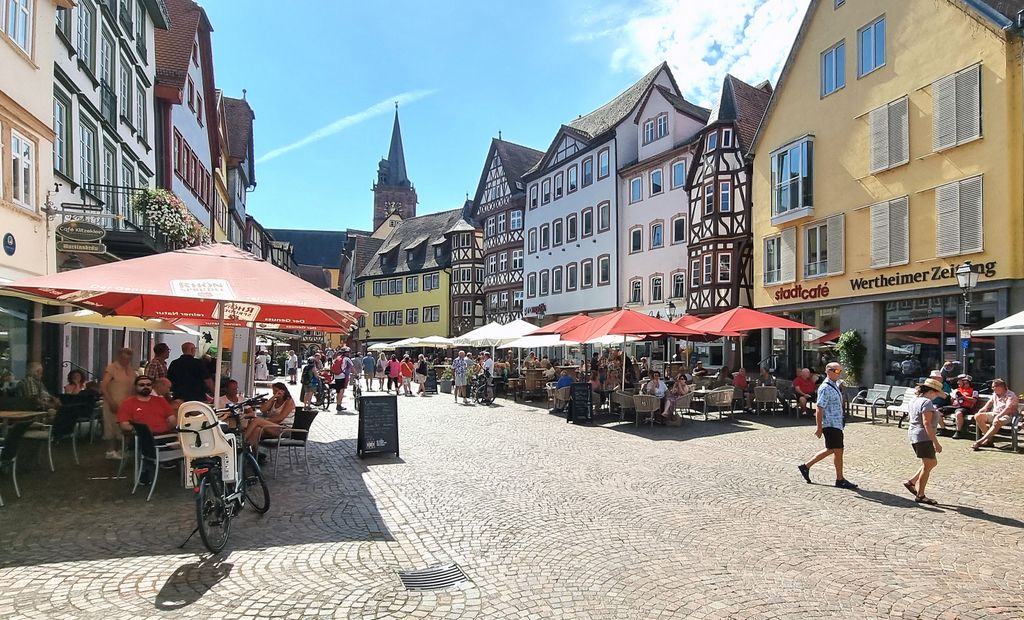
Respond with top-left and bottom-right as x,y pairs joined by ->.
643,120 -> 655,144
406,250 -> 415,262
706,132 -> 718,151
656,114 -> 668,139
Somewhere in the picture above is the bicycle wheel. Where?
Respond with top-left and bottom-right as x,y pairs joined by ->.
240,452 -> 270,514
195,474 -> 231,553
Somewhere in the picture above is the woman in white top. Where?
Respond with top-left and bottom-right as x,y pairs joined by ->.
244,382 -> 295,450
254,351 -> 270,382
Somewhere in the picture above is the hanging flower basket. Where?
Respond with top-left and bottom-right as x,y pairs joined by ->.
132,188 -> 211,246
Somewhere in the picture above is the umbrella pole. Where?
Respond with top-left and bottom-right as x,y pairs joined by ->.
246,324 -> 257,396
621,334 -> 626,391
214,302 -> 225,406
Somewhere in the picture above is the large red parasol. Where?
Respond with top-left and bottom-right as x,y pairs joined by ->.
2,242 -> 364,330
562,308 -> 704,343
886,317 -> 958,334
687,307 -> 811,334
529,313 -> 593,336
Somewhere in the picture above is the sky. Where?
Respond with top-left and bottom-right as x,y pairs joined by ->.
199,0 -> 811,233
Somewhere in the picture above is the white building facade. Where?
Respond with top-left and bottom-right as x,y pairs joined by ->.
617,84 -> 708,316
522,63 -> 679,323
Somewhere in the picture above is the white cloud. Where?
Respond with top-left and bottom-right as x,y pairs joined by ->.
575,0 -> 810,107
256,89 -> 438,164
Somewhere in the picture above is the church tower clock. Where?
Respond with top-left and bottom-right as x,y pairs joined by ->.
372,105 -> 418,230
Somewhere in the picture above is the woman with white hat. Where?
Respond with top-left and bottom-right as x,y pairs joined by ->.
903,377 -> 946,505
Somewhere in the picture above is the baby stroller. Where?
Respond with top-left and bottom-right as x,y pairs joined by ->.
473,371 -> 494,405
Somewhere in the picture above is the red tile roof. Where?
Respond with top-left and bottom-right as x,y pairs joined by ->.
154,0 -> 210,91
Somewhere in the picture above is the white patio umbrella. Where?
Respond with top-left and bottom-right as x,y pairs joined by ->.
418,335 -> 454,348
972,310 -> 1024,336
501,334 -> 574,349
368,342 -> 396,351
390,337 -> 423,348
37,309 -> 201,335
454,319 -> 537,348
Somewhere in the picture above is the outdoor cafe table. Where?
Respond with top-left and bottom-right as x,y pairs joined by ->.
0,410 -> 46,432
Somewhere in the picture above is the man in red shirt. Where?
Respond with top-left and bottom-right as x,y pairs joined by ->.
793,368 -> 817,416
117,375 -> 175,435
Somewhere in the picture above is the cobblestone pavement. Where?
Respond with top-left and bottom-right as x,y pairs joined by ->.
1,384 -> 1023,619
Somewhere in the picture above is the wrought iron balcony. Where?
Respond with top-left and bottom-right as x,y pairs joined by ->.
80,183 -> 190,258
99,81 -> 117,127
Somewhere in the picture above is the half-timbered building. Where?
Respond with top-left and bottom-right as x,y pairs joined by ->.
471,138 -> 543,324
522,62 -> 679,324
685,75 -> 772,317
448,201 -> 485,336
618,85 -> 709,317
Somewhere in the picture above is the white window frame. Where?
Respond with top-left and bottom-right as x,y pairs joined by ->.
629,279 -> 642,304
706,132 -> 718,151
552,219 -> 563,246
770,136 -> 814,224
672,273 -> 686,299
527,273 -> 537,297
821,41 -> 846,97
643,120 -> 654,144
6,0 -> 33,52
597,255 -> 610,285
764,236 -> 782,285
485,216 -> 495,237
136,81 -> 146,137
858,16 -> 886,77
529,185 -> 538,208
539,270 -> 549,296
566,263 -> 578,290
702,255 -> 713,284
650,222 -> 663,249
804,222 -> 828,279
671,160 -> 686,189
719,181 -> 731,212
650,169 -> 663,195
598,149 -> 610,179
567,165 -> 578,193
76,1 -> 94,67
703,183 -> 714,215
582,259 -> 594,288
650,276 -> 663,303
487,254 -> 497,275
566,213 -> 578,241
582,157 -> 594,186
10,130 -> 35,210
79,120 -> 98,185
552,266 -> 563,294
542,179 -> 551,203
527,228 -> 537,254
630,177 -> 642,203
656,114 -> 668,139
717,253 -> 731,283
511,249 -> 523,270
461,300 -> 472,316
53,94 -> 71,177
540,224 -> 550,249
510,209 -> 523,230
498,252 -> 508,272
629,228 -> 642,253
691,259 -> 701,288
597,202 -> 610,232
671,216 -> 686,245
554,172 -> 564,199
497,213 -> 505,233
722,128 -> 733,148
581,208 -> 593,237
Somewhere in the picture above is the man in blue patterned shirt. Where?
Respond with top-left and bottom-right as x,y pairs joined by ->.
452,351 -> 470,405
798,362 -> 858,489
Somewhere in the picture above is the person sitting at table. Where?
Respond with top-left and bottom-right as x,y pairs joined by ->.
793,368 -> 817,416
692,361 -> 708,377
758,366 -> 776,387
638,357 -> 650,379
18,362 -> 60,410
733,367 -> 753,411
949,374 -> 979,439
714,366 -> 732,387
64,369 -> 87,395
245,382 -> 296,457
589,370 -> 606,407
971,378 -> 1019,451
661,373 -> 691,420
117,375 -> 176,484
543,364 -> 557,381
524,352 -> 538,369
554,370 -> 573,390
217,379 -> 252,428
642,371 -> 668,398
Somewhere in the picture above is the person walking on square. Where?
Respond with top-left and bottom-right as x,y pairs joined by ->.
903,377 -> 945,505
452,350 -> 470,404
798,362 -> 858,489
287,350 -> 298,385
361,351 -> 376,392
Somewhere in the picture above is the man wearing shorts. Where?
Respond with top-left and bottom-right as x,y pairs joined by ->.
971,378 -> 1019,450
361,352 -> 376,392
452,350 -> 470,404
798,362 -> 858,489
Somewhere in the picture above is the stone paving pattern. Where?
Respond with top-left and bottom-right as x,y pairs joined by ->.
1,385 -> 1022,619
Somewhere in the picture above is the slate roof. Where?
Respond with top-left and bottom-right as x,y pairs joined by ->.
297,265 -> 329,289
357,209 -> 467,280
973,0 -> 1024,24
494,139 -> 544,187
707,74 -> 773,154
222,95 -> 255,183
352,236 -> 384,279
379,110 -> 411,187
154,0 -> 211,90
568,62 -> 674,139
266,229 -> 349,268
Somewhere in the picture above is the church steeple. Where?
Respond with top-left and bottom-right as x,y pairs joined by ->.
385,105 -> 411,188
372,104 -> 418,231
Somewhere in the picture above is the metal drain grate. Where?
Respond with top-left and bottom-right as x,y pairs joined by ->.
397,563 -> 471,591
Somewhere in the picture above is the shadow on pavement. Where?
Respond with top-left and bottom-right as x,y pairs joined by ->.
154,554 -> 233,611
0,436 -> 394,568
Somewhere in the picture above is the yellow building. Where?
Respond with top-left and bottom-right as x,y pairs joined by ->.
751,0 -> 1024,385
355,209 -> 482,343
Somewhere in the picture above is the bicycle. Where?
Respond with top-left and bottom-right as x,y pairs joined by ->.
473,372 -> 495,405
175,395 -> 270,553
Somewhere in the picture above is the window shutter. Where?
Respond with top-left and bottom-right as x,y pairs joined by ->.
935,181 -> 961,257
933,74 -> 957,151
888,97 -> 909,166
826,214 -> 844,275
870,202 -> 890,267
955,65 -> 981,143
780,228 -> 797,283
959,175 -> 983,253
888,196 -> 909,265
869,105 -> 889,173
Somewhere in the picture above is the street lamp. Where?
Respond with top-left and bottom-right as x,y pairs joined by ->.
665,300 -> 677,321
955,260 -> 980,368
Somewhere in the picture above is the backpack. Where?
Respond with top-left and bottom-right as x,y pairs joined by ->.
301,363 -> 316,385
331,357 -> 344,376
417,360 -> 428,376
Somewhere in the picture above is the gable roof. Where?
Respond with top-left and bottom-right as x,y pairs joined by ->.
633,85 -> 711,125
357,209 -> 468,280
154,0 -> 211,91
568,62 -> 678,139
297,265 -> 329,289
352,235 -> 384,279
222,95 -> 255,183
470,138 -> 544,218
751,0 -> 1022,153
707,74 -> 773,153
266,229 -> 349,269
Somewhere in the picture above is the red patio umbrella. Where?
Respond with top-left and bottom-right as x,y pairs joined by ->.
529,313 -> 593,336
810,329 -> 841,345
887,318 -> 958,334
4,242 -> 365,397
687,307 -> 812,334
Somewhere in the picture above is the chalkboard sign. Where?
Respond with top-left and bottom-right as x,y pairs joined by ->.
357,394 -> 399,458
568,382 -> 592,424
424,367 -> 438,394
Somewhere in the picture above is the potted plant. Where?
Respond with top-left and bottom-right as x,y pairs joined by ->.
439,368 -> 453,394
835,329 -> 867,389
132,188 -> 211,246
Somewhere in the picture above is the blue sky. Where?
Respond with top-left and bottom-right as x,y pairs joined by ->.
199,0 -> 810,232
